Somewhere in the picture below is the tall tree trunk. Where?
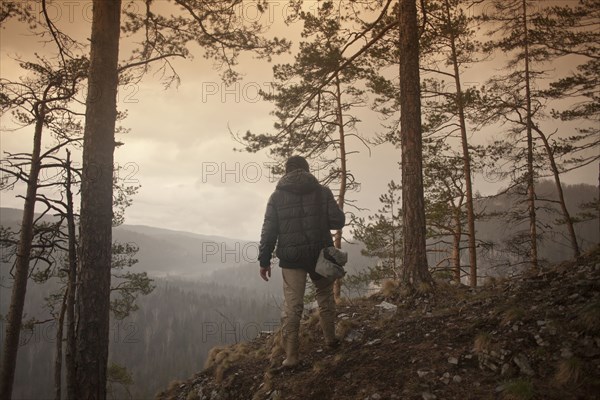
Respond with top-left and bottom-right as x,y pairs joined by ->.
0,106 -> 46,400
452,205 -> 462,283
399,0 -> 432,288
443,0 -> 478,286
522,0 -> 539,271
65,150 -> 78,400
391,200 -> 399,279
333,74 -> 346,302
533,126 -> 580,258
75,0 -> 121,398
54,291 -> 68,400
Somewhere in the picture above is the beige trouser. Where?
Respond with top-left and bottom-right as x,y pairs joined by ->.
281,267 -> 336,353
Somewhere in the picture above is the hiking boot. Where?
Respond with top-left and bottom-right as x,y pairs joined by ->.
282,332 -> 299,368
282,356 -> 299,368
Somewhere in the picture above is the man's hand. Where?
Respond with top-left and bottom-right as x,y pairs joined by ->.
260,266 -> 272,282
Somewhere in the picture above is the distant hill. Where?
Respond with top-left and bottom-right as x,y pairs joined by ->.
0,207 -> 375,279
0,207 -> 255,277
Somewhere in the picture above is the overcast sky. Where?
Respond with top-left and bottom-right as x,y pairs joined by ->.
0,1 -> 597,241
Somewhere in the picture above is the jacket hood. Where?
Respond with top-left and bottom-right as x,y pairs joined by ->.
276,169 -> 320,194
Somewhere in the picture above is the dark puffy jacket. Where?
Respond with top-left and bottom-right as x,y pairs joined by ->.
258,169 -> 345,271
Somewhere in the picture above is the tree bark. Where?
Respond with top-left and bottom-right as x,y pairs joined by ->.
54,291 -> 68,400
452,206 -> 462,283
0,106 -> 46,400
75,0 -> 121,398
65,150 -> 78,400
522,0 -> 539,271
399,0 -> 432,288
333,74 -> 346,302
533,125 -> 580,258
443,0 -> 478,286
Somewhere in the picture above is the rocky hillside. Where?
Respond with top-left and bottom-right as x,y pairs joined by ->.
157,246 -> 600,400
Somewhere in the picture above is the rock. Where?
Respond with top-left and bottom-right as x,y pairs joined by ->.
448,356 -> 459,365
375,301 -> 398,313
371,394 -> 382,400
495,384 -> 507,393
479,356 -> 499,372
269,390 -> 281,400
422,392 -> 437,400
417,370 -> 429,378
440,372 -> 450,385
513,353 -> 535,376
534,334 -> 547,346
304,301 -> 319,313
365,339 -> 382,346
453,375 -> 462,383
560,347 -> 573,359
345,330 -> 363,342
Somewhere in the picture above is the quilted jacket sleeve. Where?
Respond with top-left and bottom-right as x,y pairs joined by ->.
258,192 -> 279,268
325,187 -> 345,230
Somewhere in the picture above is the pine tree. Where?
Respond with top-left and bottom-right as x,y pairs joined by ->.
398,0 -> 432,288
76,1 -> 290,397
420,0 -> 481,285
477,0 -> 597,264
0,55 -> 86,399
352,180 -> 403,282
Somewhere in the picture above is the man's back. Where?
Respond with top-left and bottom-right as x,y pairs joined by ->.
258,169 -> 345,271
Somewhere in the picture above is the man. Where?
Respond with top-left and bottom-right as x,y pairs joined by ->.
258,155 -> 345,367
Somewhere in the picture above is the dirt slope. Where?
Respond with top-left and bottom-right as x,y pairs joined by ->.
157,246 -> 600,400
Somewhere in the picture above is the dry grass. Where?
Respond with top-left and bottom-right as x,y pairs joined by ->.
312,360 -> 326,373
264,328 -> 284,368
204,346 -> 225,369
185,389 -> 201,400
431,279 -> 469,302
381,279 -> 400,297
577,301 -> 600,333
203,342 -> 255,383
473,332 -> 493,354
483,276 -> 497,287
251,372 -> 274,400
501,307 -> 526,326
483,275 -> 509,288
305,312 -> 321,329
155,379 -> 184,400
335,318 -> 359,340
415,281 -> 434,295
554,357 -> 583,386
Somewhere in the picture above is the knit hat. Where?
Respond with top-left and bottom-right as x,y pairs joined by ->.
285,155 -> 310,173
